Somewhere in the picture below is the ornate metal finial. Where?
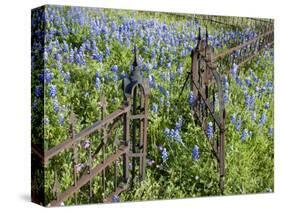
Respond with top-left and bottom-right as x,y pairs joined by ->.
131,45 -> 143,84
133,44 -> 138,68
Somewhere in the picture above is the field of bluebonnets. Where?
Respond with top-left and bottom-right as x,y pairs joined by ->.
31,5 -> 274,205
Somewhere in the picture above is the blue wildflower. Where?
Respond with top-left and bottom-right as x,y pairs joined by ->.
95,77 -> 101,90
230,113 -> 236,124
231,63 -> 238,75
265,102 -> 270,109
111,65 -> 118,72
241,129 -> 248,141
175,116 -> 183,130
69,48 -> 74,63
206,122 -> 213,140
152,103 -> 158,113
35,86 -> 42,98
236,117 -> 242,131
259,112 -> 267,126
53,99 -> 59,113
43,117 -> 49,125
113,72 -> 118,82
49,85 -> 57,98
192,145 -> 199,161
112,195 -> 120,203
245,77 -> 251,87
161,148 -> 169,162
59,113 -> 64,125
189,91 -> 195,107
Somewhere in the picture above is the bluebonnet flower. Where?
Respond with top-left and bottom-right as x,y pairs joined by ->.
166,100 -> 170,108
192,145 -> 199,161
245,93 -> 251,108
95,77 -> 101,90
259,112 -> 267,126
54,52 -> 62,62
147,159 -> 155,166
75,163 -> 85,172
230,113 -> 236,124
175,116 -> 183,130
82,139 -> 91,149
189,91 -> 195,107
236,117 -> 242,131
49,85 -> 57,98
164,128 -> 170,137
111,65 -> 118,72
112,195 -> 120,203
58,113 -> 64,125
206,122 -> 213,140
62,40 -> 69,53
35,86 -> 42,98
241,129 -> 248,141
64,72 -> 71,83
245,77 -> 251,87
112,73 -> 118,82
43,117 -> 49,125
152,103 -> 158,113
69,48 -> 74,63
160,97 -> 164,104
265,102 -> 270,109
231,63 -> 238,76
40,68 -> 53,84
43,50 -> 48,61
161,148 -> 169,162
105,46 -> 110,57
223,90 -> 229,104
53,99 -> 59,113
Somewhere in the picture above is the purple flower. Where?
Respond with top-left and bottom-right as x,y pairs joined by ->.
206,122 -> 213,140
189,91 -> 195,107
112,195 -> 120,203
35,86 -> 42,98
82,139 -> 91,149
59,113 -> 64,125
241,129 -> 248,141
49,85 -> 57,98
152,103 -> 158,113
192,145 -> 199,160
53,99 -> 59,113
161,148 -> 169,162
265,102 -> 270,109
259,112 -> 267,126
236,117 -> 242,131
43,117 -> 49,125
75,163 -> 85,172
230,113 -> 236,124
111,65 -> 118,72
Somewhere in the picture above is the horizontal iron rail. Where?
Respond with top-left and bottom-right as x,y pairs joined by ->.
42,105 -> 130,164
49,145 -> 129,206
214,30 -> 273,61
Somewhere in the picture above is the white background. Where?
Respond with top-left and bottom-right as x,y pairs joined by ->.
0,0 -> 280,211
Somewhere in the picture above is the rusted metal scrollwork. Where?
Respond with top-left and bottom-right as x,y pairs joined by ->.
31,46 -> 149,206
190,27 -> 226,192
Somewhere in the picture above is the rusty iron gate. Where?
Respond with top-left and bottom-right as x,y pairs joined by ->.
181,23 -> 273,192
32,46 -> 150,206
32,18 -> 274,206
